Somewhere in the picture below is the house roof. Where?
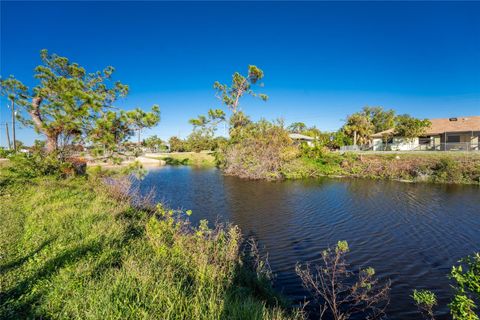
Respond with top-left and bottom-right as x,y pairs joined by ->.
289,133 -> 315,141
426,116 -> 480,135
372,116 -> 480,138
371,128 -> 395,138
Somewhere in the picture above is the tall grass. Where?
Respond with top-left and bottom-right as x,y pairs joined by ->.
0,174 -> 302,319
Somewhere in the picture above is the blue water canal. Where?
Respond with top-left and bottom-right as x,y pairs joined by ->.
139,166 -> 480,319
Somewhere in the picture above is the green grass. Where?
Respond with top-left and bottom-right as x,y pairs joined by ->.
0,175 -> 301,319
150,152 -> 216,167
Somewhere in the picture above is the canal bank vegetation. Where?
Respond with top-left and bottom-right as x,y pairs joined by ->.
296,241 -> 391,320
412,253 -> 480,320
0,161 -> 302,320
2,155 -> 479,319
214,118 -> 480,184
183,66 -> 479,185
283,150 -> 480,185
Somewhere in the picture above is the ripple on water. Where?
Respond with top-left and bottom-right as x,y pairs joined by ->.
140,168 -> 480,320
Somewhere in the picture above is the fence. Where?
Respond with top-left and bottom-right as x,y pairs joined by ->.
341,142 -> 479,152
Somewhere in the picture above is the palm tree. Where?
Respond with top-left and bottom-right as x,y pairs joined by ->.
343,113 -> 374,146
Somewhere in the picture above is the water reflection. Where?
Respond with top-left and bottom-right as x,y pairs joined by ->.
140,167 -> 480,319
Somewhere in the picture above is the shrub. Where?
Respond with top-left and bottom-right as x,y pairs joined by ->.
169,136 -> 190,152
412,253 -> 480,320
432,158 -> 464,184
4,152 -> 66,179
449,253 -> 480,320
0,148 -> 14,158
412,289 -> 437,320
296,241 -> 390,320
186,131 -> 216,152
2,151 -> 88,181
221,120 -> 298,180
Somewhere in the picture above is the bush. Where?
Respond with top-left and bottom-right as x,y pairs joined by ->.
186,131 -> 216,152
1,151 -> 87,185
169,136 -> 190,152
412,253 -> 480,320
432,158 -> 465,184
292,152 -> 480,185
449,253 -> 480,320
0,148 -> 14,158
296,241 -> 390,319
412,289 -> 437,319
221,120 -> 298,180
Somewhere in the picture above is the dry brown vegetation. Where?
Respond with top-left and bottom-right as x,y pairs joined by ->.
296,241 -> 390,320
221,121 -> 298,180
284,151 -> 480,185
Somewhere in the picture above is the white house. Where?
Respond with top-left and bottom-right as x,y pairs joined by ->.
289,133 -> 315,146
372,116 -> 480,151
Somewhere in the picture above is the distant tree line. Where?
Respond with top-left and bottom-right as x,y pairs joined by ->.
285,106 -> 431,149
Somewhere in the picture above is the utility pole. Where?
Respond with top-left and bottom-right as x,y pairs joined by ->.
353,130 -> 357,146
5,122 -> 11,150
11,98 -> 16,151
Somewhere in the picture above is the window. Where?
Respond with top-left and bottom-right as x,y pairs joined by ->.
419,137 -> 431,145
447,135 -> 460,143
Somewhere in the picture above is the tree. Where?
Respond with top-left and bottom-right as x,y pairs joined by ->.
126,106 -> 161,145
143,135 -> 165,152
0,75 -> 28,151
168,136 -> 188,152
343,113 -> 374,145
340,106 -> 397,146
189,108 -> 226,135
287,122 -> 307,134
191,65 -> 267,142
394,114 -> 431,140
299,130 -> 351,150
3,50 -> 159,155
362,106 -> 396,133
88,110 -> 133,157
188,109 -> 226,152
186,131 -> 215,152
214,65 -> 268,115
302,126 -> 322,138
324,131 -> 352,149
30,139 -> 46,153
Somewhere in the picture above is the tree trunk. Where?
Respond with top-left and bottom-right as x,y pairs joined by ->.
28,96 -> 59,153
28,96 -> 53,152
46,134 -> 58,153
353,130 -> 357,146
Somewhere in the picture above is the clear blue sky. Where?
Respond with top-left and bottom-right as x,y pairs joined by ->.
1,1 -> 479,146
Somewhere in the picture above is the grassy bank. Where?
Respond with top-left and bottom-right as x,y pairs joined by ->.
150,152 -> 216,167
0,174 -> 300,319
283,152 -> 480,185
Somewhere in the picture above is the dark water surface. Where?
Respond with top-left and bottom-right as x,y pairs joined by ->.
140,166 -> 480,319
